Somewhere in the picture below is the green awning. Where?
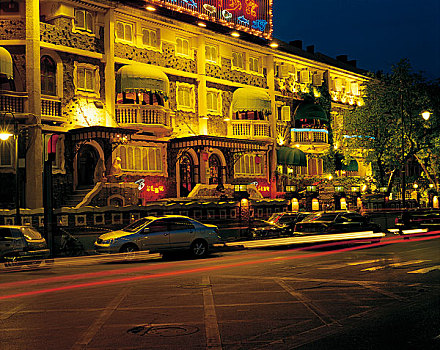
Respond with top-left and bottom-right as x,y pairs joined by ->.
342,160 -> 358,172
0,47 -> 13,79
277,147 -> 307,166
116,64 -> 169,97
294,102 -> 328,121
231,87 -> 271,114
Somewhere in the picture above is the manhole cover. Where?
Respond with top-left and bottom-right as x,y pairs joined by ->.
128,324 -> 199,337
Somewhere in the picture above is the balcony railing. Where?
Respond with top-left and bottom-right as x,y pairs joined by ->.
116,104 -> 169,126
0,91 -> 26,114
42,95 -> 62,117
231,120 -> 271,139
292,129 -> 328,144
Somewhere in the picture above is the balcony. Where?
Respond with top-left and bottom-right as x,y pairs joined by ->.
230,120 -> 271,139
41,95 -> 62,122
0,91 -> 26,114
115,104 -> 171,136
291,128 -> 330,153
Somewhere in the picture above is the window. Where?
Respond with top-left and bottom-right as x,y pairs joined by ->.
74,9 -> 93,33
176,37 -> 190,56
142,29 -> 157,48
249,57 -> 260,73
41,56 -> 56,96
176,83 -> 195,111
116,21 -> 133,42
234,154 -> 263,176
74,62 -> 99,96
205,45 -> 217,63
232,51 -> 245,70
206,89 -> 222,114
0,142 -> 12,167
116,146 -> 162,172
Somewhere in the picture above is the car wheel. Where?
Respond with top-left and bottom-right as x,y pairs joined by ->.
120,244 -> 139,259
190,240 -> 208,258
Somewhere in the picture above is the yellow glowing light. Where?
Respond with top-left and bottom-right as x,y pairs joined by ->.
0,132 -> 13,141
200,116 -> 209,120
231,31 -> 240,38
413,183 -> 418,189
361,184 -> 367,192
146,5 -> 156,12
197,22 -> 207,28
429,184 -> 434,188
223,117 -> 231,122
422,111 -> 431,121
269,41 -> 279,48
328,174 -> 333,180
313,87 -> 321,98
295,144 -> 300,148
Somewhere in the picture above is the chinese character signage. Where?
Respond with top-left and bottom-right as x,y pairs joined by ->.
149,0 -> 273,39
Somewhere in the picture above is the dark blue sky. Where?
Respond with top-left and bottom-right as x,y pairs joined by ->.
273,0 -> 440,80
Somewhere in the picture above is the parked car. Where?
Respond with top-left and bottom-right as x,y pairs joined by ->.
293,211 -> 385,236
395,210 -> 440,232
94,215 -> 221,258
0,225 -> 50,263
249,212 -> 313,239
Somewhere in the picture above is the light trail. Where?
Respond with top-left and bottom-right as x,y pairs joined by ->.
0,233 -> 439,301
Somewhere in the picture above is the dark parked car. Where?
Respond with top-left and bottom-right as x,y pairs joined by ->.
0,225 -> 50,263
95,215 -> 221,258
249,212 -> 312,238
294,211 -> 385,236
395,210 -> 440,232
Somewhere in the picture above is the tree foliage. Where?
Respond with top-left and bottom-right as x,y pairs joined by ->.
344,59 -> 439,192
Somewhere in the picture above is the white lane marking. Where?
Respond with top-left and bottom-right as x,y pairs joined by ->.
357,282 -> 405,301
408,265 -> 440,274
318,259 -> 384,269
275,278 -> 340,326
202,276 -> 222,350
71,287 -> 131,350
361,260 -> 428,271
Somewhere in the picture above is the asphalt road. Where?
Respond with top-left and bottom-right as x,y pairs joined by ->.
0,234 -> 439,350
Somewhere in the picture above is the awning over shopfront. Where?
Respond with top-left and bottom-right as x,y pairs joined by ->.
277,147 -> 307,166
0,47 -> 13,79
231,87 -> 271,114
116,64 -> 169,97
294,102 -> 328,121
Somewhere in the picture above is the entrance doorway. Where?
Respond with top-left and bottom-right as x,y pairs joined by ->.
77,145 -> 98,188
179,153 -> 194,197
209,154 -> 222,185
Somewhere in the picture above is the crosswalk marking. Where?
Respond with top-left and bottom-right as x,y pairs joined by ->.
407,265 -> 440,274
361,260 -> 429,272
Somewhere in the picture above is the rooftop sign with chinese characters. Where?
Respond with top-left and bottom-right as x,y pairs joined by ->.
148,0 -> 273,39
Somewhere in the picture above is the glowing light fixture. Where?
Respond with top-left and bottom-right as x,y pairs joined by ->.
231,31 -> 240,38
197,22 -> 207,28
223,117 -> 231,122
146,5 -> 156,12
422,110 -> 431,121
413,183 -> 418,189
269,41 -> 279,48
0,132 -> 13,141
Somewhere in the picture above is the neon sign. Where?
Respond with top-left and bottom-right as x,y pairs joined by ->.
148,0 -> 273,39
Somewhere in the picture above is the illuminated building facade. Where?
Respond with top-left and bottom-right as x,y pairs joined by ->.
0,0 -> 369,212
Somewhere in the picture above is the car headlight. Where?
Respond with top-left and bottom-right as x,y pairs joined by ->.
100,238 -> 115,245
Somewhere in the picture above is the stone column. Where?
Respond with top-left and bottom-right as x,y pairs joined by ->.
104,9 -> 116,127
197,34 -> 208,135
266,54 -> 277,198
25,0 -> 43,209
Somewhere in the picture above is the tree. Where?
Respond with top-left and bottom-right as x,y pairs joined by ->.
343,59 -> 438,194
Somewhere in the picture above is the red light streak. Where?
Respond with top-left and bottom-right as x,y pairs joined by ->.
1,233 -> 439,301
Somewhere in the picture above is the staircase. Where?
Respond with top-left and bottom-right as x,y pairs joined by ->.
63,186 -> 95,208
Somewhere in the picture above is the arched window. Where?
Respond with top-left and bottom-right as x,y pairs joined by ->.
41,56 -> 56,96
209,154 -> 221,185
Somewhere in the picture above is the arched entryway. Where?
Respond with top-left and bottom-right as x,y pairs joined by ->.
179,152 -> 195,197
77,144 -> 99,188
209,154 -> 222,185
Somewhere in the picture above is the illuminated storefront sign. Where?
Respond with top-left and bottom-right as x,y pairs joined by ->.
148,0 -> 273,39
136,177 -> 168,202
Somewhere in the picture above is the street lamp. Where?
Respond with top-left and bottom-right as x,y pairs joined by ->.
0,113 -> 19,224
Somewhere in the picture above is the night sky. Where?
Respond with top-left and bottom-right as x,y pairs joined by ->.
273,0 -> 440,80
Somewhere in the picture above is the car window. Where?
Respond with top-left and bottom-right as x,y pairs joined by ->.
123,218 -> 153,232
0,227 -> 11,240
147,220 -> 168,233
168,219 -> 195,231
278,215 -> 296,224
21,227 -> 43,240
304,213 -> 338,222
340,213 -> 364,222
